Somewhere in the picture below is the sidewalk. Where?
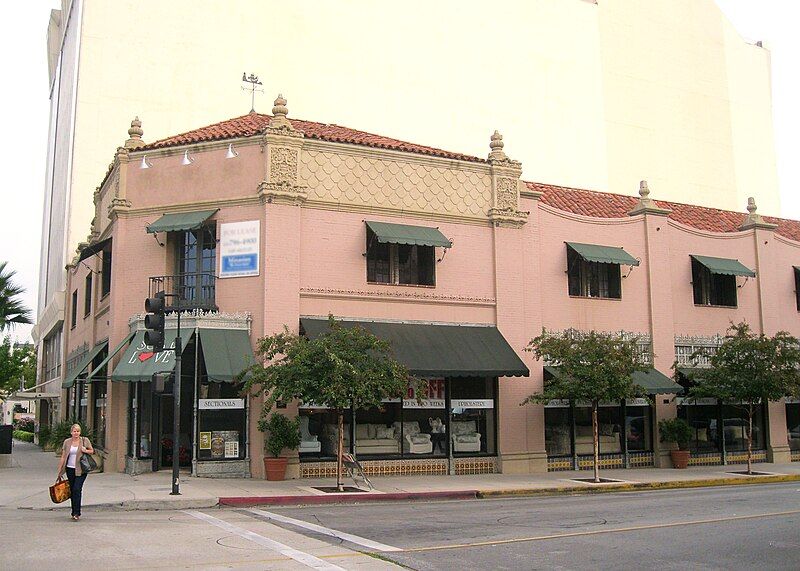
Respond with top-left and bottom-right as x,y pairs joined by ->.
3,440 -> 799,511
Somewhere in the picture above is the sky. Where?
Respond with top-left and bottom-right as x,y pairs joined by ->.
0,1 -> 797,345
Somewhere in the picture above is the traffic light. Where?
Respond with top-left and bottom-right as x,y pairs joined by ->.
144,291 -> 166,352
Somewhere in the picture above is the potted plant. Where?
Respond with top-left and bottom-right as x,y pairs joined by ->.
659,417 -> 693,469
258,412 -> 301,481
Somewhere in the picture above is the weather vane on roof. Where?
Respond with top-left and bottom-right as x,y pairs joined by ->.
241,72 -> 263,113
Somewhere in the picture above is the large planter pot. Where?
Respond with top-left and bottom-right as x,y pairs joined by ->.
264,457 -> 288,481
670,449 -> 691,469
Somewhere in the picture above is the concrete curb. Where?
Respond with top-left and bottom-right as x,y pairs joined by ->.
218,489 -> 479,507
31,498 -> 219,511
476,474 -> 800,499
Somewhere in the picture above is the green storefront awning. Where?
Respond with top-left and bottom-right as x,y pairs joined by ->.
62,341 -> 108,389
632,368 -> 683,395
146,209 -> 218,234
111,330 -> 189,381
691,255 -> 755,277
198,328 -> 255,383
366,221 -> 452,248
544,366 -> 682,395
86,331 -> 136,380
566,242 -> 639,266
300,318 -> 529,377
77,237 -> 111,263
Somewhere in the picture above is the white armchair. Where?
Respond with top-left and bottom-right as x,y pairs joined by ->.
299,416 -> 321,454
451,420 -> 482,453
394,421 -> 433,454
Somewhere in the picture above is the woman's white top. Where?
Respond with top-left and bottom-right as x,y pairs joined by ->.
66,445 -> 79,469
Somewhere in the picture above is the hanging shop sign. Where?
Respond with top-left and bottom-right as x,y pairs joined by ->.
403,399 -> 445,409
199,399 -> 245,410
452,399 -> 494,409
219,220 -> 260,278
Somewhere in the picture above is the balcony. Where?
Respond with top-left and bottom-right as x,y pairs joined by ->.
149,273 -> 217,312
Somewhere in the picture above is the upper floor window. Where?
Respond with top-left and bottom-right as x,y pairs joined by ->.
84,273 -> 93,316
690,255 -> 755,308
566,242 -> 638,300
71,290 -> 78,328
794,267 -> 800,311
101,246 -> 112,297
42,328 -> 62,382
365,221 -> 451,287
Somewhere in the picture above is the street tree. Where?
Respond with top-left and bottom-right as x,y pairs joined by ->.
0,337 -> 36,397
0,262 -> 32,332
689,322 -> 800,474
242,315 -> 419,490
522,328 -> 649,482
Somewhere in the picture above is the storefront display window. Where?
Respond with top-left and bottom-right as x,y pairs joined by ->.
678,401 -> 720,452
721,404 -> 765,451
197,381 -> 246,460
298,377 -> 498,461
787,402 -> 800,451
92,381 -> 107,449
625,402 -> 652,452
574,404 -> 623,455
544,404 -> 571,456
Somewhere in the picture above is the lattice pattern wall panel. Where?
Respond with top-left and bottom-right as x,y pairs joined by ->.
548,452 -> 654,472
455,457 -> 498,475
687,452 -> 722,466
629,452 -> 655,467
726,450 -> 767,464
300,150 -> 491,218
791,449 -> 800,462
578,454 -> 624,470
300,458 -> 449,478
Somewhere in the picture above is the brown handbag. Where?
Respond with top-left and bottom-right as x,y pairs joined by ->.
50,477 -> 71,504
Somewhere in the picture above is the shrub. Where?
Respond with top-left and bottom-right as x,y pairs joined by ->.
257,413 -> 301,458
13,430 -> 34,442
37,425 -> 51,447
48,419 -> 94,449
659,418 -> 693,451
13,418 -> 34,432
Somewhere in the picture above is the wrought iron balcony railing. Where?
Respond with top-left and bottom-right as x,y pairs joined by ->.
149,273 -> 217,311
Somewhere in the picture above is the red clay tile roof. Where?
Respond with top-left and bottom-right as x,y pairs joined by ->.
529,181 -> 800,242
142,112 -> 484,163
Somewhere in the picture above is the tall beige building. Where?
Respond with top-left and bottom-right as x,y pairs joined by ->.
34,0 -> 779,405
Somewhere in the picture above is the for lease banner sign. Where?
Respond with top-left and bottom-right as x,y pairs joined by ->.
220,220 -> 260,278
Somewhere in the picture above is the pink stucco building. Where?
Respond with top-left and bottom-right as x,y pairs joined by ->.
60,97 -> 800,478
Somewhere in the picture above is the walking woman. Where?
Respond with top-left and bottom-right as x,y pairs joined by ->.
56,424 -> 94,521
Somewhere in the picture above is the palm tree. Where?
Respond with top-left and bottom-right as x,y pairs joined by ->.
0,261 -> 32,332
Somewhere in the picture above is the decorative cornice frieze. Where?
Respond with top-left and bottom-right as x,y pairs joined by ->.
300,287 -> 496,306
257,180 -> 308,205
129,310 -> 252,332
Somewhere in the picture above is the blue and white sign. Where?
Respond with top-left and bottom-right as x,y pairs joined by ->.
220,220 -> 260,278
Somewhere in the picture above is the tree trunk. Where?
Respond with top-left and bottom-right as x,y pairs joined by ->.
592,400 -> 600,483
337,412 -> 344,492
747,403 -> 753,476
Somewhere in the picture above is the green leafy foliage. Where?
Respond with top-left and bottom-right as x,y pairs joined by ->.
258,413 -> 301,458
0,262 -> 32,332
522,328 -> 649,406
658,418 -> 693,450
688,322 -> 800,404
242,315 -> 417,415
13,430 -> 34,442
0,337 -> 36,397
48,419 -> 94,449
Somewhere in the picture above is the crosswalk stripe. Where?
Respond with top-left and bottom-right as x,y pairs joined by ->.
184,510 -> 346,571
246,508 -> 402,552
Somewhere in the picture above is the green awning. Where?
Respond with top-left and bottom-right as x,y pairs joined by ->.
198,328 -> 255,383
146,209 -> 218,234
366,221 -> 452,248
677,367 -> 707,382
544,366 -> 681,395
566,242 -> 639,266
111,330 -> 190,382
300,318 -> 528,377
62,341 -> 108,389
632,368 -> 683,395
77,237 -> 111,263
87,331 -> 136,380
691,255 -> 755,277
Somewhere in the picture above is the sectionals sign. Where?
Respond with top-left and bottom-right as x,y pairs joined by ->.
219,220 -> 260,278
198,399 -> 245,410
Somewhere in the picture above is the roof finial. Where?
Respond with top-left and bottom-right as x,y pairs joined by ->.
269,94 -> 291,129
747,196 -> 757,215
639,180 -> 650,200
488,130 -> 508,162
739,196 -> 776,230
124,116 -> 145,149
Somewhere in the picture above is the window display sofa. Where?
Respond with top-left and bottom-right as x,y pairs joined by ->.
354,423 -> 401,454
574,423 -> 621,454
393,421 -> 433,454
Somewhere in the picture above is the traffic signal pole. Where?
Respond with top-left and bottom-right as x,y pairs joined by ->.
171,309 -> 181,496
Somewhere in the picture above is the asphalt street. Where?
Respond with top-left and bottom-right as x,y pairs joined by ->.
3,483 -> 799,570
